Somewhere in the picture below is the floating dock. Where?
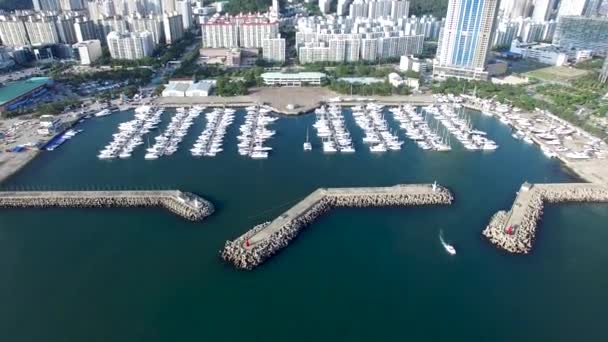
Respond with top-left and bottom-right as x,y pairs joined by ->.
222,183 -> 454,270
0,190 -> 214,221
483,182 -> 608,253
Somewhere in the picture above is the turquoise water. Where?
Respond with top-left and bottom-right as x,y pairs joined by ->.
0,107 -> 607,341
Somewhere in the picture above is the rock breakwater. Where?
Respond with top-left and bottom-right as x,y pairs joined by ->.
222,184 -> 453,270
483,183 -> 608,253
0,190 -> 214,221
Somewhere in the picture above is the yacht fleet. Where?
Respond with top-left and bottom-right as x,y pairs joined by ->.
98,105 -> 162,159
190,107 -> 235,157
352,103 -> 403,152
313,104 -> 355,153
144,106 -> 203,160
389,105 -> 451,151
95,102 -> 525,160
237,106 -> 277,159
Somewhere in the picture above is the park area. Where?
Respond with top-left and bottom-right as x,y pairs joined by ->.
526,66 -> 590,83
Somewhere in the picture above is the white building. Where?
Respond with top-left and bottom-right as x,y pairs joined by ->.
399,55 -> 426,72
262,37 -> 286,62
33,0 -> 61,11
107,30 -> 155,60
240,21 -> 279,48
532,0 -> 557,22
185,80 -> 215,96
162,79 -> 215,96
0,16 -> 29,47
510,40 -> 567,66
98,16 -> 129,43
261,72 -> 327,86
202,21 -> 238,48
73,39 -> 102,64
499,0 -> 533,18
55,15 -> 78,45
557,0 -> 587,17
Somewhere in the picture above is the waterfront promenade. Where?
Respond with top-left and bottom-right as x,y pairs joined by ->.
222,184 -> 454,270
0,190 -> 214,221
483,182 -> 608,253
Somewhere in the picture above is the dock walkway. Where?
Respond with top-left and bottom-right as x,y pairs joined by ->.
222,184 -> 453,270
0,190 -> 214,221
483,183 -> 608,253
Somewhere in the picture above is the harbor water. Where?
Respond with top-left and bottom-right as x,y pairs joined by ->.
0,107 -> 607,341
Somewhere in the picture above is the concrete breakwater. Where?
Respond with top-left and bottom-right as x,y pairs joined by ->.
0,190 -> 214,221
222,184 -> 454,270
483,183 -> 608,253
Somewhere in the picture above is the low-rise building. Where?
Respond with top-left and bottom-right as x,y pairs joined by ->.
162,79 -> 216,96
0,77 -> 51,113
399,55 -> 427,73
261,72 -> 326,86
72,39 -> 102,65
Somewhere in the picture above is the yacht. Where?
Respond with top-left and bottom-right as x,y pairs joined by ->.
440,230 -> 456,255
303,129 -> 312,151
95,109 -> 112,117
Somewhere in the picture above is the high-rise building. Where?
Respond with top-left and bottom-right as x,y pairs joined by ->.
240,21 -> 279,48
74,17 -> 98,42
557,0 -> 589,17
145,0 -> 163,14
553,15 -> 608,55
532,0 -> 558,22
60,0 -> 86,10
499,0 -> 533,18
583,0 -> 603,16
201,14 -> 279,48
33,0 -> 61,11
319,0 -> 331,14
262,37 -> 286,62
55,15 -> 78,44
348,0 -> 410,20
202,21 -> 238,48
162,0 -> 176,13
0,16 -> 29,47
599,57 -> 608,83
98,16 -> 129,43
434,0 -> 499,81
337,0 -> 353,15
24,16 -> 61,46
72,39 -> 102,64
128,13 -> 164,44
272,0 -> 280,16
107,30 -> 154,59
163,13 -> 184,44
493,20 -> 520,48
177,0 -> 193,29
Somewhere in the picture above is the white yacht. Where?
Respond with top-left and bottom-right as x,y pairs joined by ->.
95,109 -> 112,117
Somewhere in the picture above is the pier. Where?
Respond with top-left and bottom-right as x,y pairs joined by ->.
221,183 -> 453,270
0,190 -> 214,221
483,182 -> 608,253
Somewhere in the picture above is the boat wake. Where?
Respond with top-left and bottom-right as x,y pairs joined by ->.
440,229 -> 456,255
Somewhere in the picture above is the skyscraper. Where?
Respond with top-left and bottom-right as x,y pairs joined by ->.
433,0 -> 500,81
499,0 -> 533,18
532,0 -> 558,22
556,0 -> 602,17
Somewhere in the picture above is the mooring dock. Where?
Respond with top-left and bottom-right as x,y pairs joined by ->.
0,190 -> 214,221
222,183 -> 454,270
483,182 -> 608,253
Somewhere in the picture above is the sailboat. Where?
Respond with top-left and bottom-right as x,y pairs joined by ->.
440,229 -> 456,255
303,128 -> 312,151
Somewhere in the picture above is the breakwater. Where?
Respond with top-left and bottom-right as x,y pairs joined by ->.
483,182 -> 608,253
0,190 -> 214,221
221,183 -> 454,270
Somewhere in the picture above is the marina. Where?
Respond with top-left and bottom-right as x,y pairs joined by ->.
1,103 -> 608,342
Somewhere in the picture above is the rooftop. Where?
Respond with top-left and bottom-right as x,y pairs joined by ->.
0,77 -> 50,107
261,72 -> 327,79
